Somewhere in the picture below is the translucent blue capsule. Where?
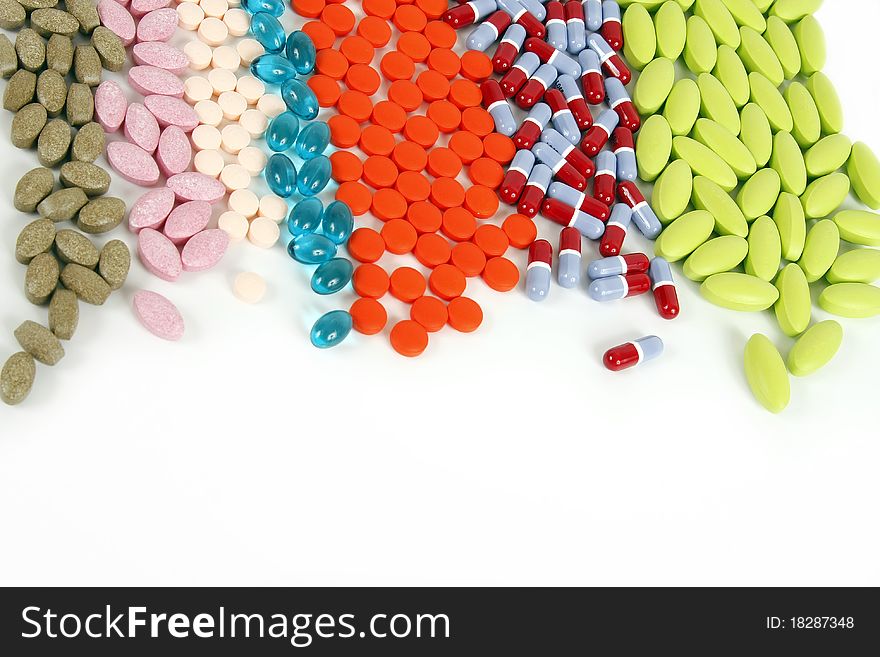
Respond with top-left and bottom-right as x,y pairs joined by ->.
281,78 -> 319,120
286,31 -> 316,75
243,0 -> 284,17
297,155 -> 331,197
294,121 -> 330,160
310,310 -> 352,349
287,197 -> 323,236
311,258 -> 354,295
266,111 -> 299,152
265,153 -> 297,197
321,201 -> 353,245
250,54 -> 297,85
288,233 -> 337,265
251,12 -> 285,54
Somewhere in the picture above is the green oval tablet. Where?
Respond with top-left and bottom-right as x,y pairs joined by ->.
652,159 -> 694,224
622,4 -> 656,71
633,57 -> 675,116
692,118 -> 756,179
739,103 -> 773,167
826,249 -> 880,284
692,175 -> 748,236
745,215 -> 782,281
773,192 -> 807,261
673,137 -> 738,192
798,219 -> 840,282
774,263 -> 811,336
655,209 -> 715,261
793,15 -> 825,75
676,0 -> 696,9
804,134 -> 851,178
684,235 -> 749,281
784,82 -> 821,148
805,72 -> 843,135
721,0 -> 766,31
749,72 -> 793,133
738,26 -> 784,86
737,168 -> 781,220
713,45 -> 750,107
694,0 -> 741,48
635,115 -> 673,182
770,131 -> 807,196
701,273 -> 780,311
833,210 -> 880,246
800,173 -> 850,220
847,142 -> 880,210
697,72 -> 740,135
763,16 -> 801,80
751,0 -> 774,11
818,283 -> 880,318
655,1 -> 687,60
743,333 -> 790,413
664,78 -> 701,136
684,15 -> 718,74
769,0 -> 823,23
787,320 -> 843,377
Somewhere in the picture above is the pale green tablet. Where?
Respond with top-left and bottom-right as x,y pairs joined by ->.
635,114 -> 673,181
785,81 -> 821,148
743,333 -> 790,413
769,0 -> 823,23
692,175 -> 749,236
787,320 -> 843,377
833,210 -> 880,246
684,235 -> 749,281
692,118 -> 757,179
720,0 -> 766,32
800,173 -> 850,220
737,26 -> 784,86
739,103 -> 773,167
701,274 -> 780,311
819,283 -> 880,318
654,209 -> 714,261
694,0 -> 741,48
774,263 -> 811,336
697,72 -> 740,135
792,15 -> 825,75
773,192 -> 807,261
744,215 -> 782,281
674,137 -> 739,192
633,57 -> 675,115
737,168 -> 781,220
684,15 -> 718,74
798,219 -> 840,282
804,134 -> 851,179
763,16 -> 801,80
663,78 -> 701,136
622,3 -> 656,71
654,1 -> 687,60
847,142 -> 880,210
652,159 -> 694,224
805,72 -> 843,135
770,131 -> 806,196
749,72 -> 793,132
826,249 -> 880,284
713,45 -> 750,107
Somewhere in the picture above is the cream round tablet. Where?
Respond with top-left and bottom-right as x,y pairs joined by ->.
223,8 -> 249,36
184,40 -> 212,70
218,211 -> 249,241
184,76 -> 213,103
193,148 -> 225,177
248,216 -> 280,248
236,76 -> 265,105
233,271 -> 266,303
259,194 -> 288,223
211,45 -> 241,71
220,124 -> 250,153
194,99 -> 223,126
236,38 -> 264,66
237,146 -> 267,175
239,108 -> 267,138
177,2 -> 204,30
220,163 -> 251,191
208,68 -> 236,95
257,94 -> 286,118
227,0 -> 240,7
200,0 -> 228,18
198,17 -> 228,47
229,188 -> 259,217
192,123 -> 222,150
218,90 -> 247,120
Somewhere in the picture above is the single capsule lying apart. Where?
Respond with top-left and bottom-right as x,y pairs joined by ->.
603,336 -> 664,372
311,258 -> 354,295
294,121 -> 330,160
557,227 -> 581,288
322,201 -> 353,245
287,197 -> 323,236
297,155 -> 331,196
288,233 -> 337,264
282,78 -> 319,120
310,310 -> 352,348
251,11 -> 285,54
250,54 -> 297,85
525,239 -> 552,301
266,111 -> 299,152
265,153 -> 297,197
286,31 -> 316,74
650,257 -> 680,320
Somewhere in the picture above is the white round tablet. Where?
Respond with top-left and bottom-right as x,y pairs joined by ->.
207,67 -> 237,95
248,217 -> 281,248
200,0 -> 228,19
229,188 -> 260,218
211,45 -> 241,71
184,40 -> 213,71
257,93 -> 286,118
233,272 -> 267,303
227,0 -> 240,7
236,38 -> 264,66
191,124 -> 222,151
184,76 -> 213,104
237,146 -> 268,175
218,90 -> 247,120
259,194 -> 288,223
223,8 -> 250,36
193,149 -> 225,177
236,75 -> 265,105
194,99 -> 224,126
197,17 -> 229,47
218,211 -> 249,241
220,163 -> 251,191
239,108 -> 268,138
220,124 -> 251,154
177,2 -> 204,30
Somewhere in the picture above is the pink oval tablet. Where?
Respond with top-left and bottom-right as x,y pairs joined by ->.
181,229 -> 229,272
106,141 -> 161,186
94,80 -> 128,133
129,0 -> 170,18
132,290 -> 184,341
156,126 -> 192,177
138,228 -> 182,281
167,172 -> 226,203
128,66 -> 185,98
123,102 -> 160,153
112,0 -> 131,6
136,8 -> 177,43
97,0 -> 136,46
128,187 -> 176,232
163,201 -> 211,244
143,95 -> 198,132
132,42 -> 188,74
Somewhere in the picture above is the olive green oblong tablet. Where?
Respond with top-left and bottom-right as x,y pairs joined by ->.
787,320 -> 843,377
652,159 -> 693,224
694,0 -> 741,48
622,3 -> 656,71
847,142 -> 880,210
737,168 -> 780,220
798,219 -> 840,282
692,175 -> 748,236
697,72 -> 740,135
793,15 -> 825,75
818,283 -> 880,318
654,209 -> 714,261
738,26 -> 784,87
745,215 -> 781,281
635,115 -> 673,182
692,118 -> 756,179
655,1 -> 687,60
769,0 -> 823,23
684,15 -> 718,74
833,210 -> 880,246
701,273 -> 780,311
770,130 -> 807,196
763,16 -> 801,80
674,137 -> 738,192
826,249 -> 880,284
774,263 -> 811,336
800,173 -> 850,220
634,57 -> 675,116
721,0 -> 766,32
804,134 -> 851,178
751,0 -> 774,11
749,72 -> 793,133
785,81 -> 821,148
713,45 -> 750,107
663,78 -> 701,136
684,235 -> 749,281
805,72 -> 843,135
774,192 -> 807,260
743,334 -> 790,414
739,103 -> 773,167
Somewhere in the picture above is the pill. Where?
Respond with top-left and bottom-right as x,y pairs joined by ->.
248,216 -> 281,247
743,334 -> 789,413
554,73 -> 591,131
593,151 -> 617,206
257,93 -> 286,118
699,272 -> 779,312
581,108 -> 619,156
94,242 -> 131,289
604,336 -> 663,372
220,123 -> 250,153
228,189 -> 259,218
137,8 -> 178,42
556,227 -> 581,288
281,77 -> 319,119
207,68 -> 236,95
15,320 -> 64,365
602,0 -> 624,51
612,127 -> 637,182
220,163 -> 251,191
1,352 -> 35,406
516,62 -> 557,109
576,49 -> 605,105
238,145 -> 268,175
201,0 -> 229,19
132,42 -> 188,75
237,38 -> 264,66
181,228 -> 228,271
650,257 -> 680,320
294,120 -> 329,159
545,1 -> 567,52
236,76 -> 265,105
480,79 -> 515,136
546,181 -> 610,220
518,162 -> 552,217
492,23 -> 525,73
495,0 -> 544,39
599,203 -> 632,256
543,88 -> 580,145
584,0 -> 601,31
564,0 -> 586,55
289,232 -> 337,264
132,290 -> 184,341
512,101 -> 550,150
210,45 -> 241,72
787,320 -> 843,378
137,228 -> 182,281
297,155 -> 331,196
310,310 -> 352,349
523,238 -> 552,301
605,77 -> 639,132
542,198 -> 604,239
587,32 -> 630,84
499,149 -> 534,204
233,271 -> 267,303
588,252 -> 649,280
144,94 -> 199,131
178,2 -> 205,30
467,9 -> 511,51
167,171 -> 226,203
197,15 -> 228,46
97,0 -> 136,45
77,197 -> 125,234
286,30 -> 316,74
618,181 -> 661,239
192,148 -> 223,176
124,102 -> 160,153
588,272 -> 650,302
106,140 -> 160,186
184,40 -> 213,70
532,142 -> 586,191
288,197 -> 322,235
539,129 -> 594,178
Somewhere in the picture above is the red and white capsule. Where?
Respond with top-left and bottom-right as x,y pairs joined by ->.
500,149 -> 535,204
557,226 -> 581,288
516,63 -> 558,109
587,253 -> 650,279
587,32 -> 631,85
532,142 -> 587,191
523,37 -> 582,78
612,127 -> 637,181
599,203 -> 631,257
580,109 -> 619,157
605,77 -> 640,132
526,239 -> 553,301
443,0 -> 497,29
466,10 -> 512,51
500,51 -> 540,98
564,0 -> 587,55
577,50 -> 605,105
546,181 -> 609,220
518,163 -> 553,217
649,257 -> 680,320
540,129 -> 595,179
593,151 -> 617,206
492,23 -> 527,73
544,88 -> 581,145
541,198 -> 605,240
600,0 -> 623,51
513,102 -> 551,150
545,1 -> 567,51
617,181 -> 661,239
588,272 -> 650,302
603,336 -> 664,372
481,79 -> 517,136
555,74 -> 592,131
496,0 -> 546,39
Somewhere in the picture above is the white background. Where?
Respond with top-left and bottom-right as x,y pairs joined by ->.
1,2 -> 879,586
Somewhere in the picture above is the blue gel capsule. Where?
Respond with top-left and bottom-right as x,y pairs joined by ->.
288,233 -> 337,265
297,155 -> 331,197
250,54 -> 297,85
265,153 -> 297,197
310,310 -> 352,349
243,0 -> 284,18
311,258 -> 354,295
266,111 -> 299,152
294,121 -> 330,160
251,12 -> 285,54
282,78 -> 319,120
287,197 -> 323,236
322,201 -> 354,245
584,0 -> 602,31
286,31 -> 316,75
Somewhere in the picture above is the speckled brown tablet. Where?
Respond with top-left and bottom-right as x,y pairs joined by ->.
15,217 -> 56,264
3,69 -> 36,111
66,0 -> 100,34
37,186 -> 88,222
37,117 -> 71,166
1,352 -> 36,406
65,82 -> 93,126
60,262 -> 111,304
15,28 -> 46,73
25,251 -> 60,304
46,34 -> 73,75
14,320 -> 65,365
36,69 -> 67,116
54,228 -> 99,266
30,8 -> 80,38
0,0 -> 26,31
77,196 -> 125,233
19,0 -> 60,10
60,161 -> 109,195
14,167 -> 54,212
90,26 -> 125,72
98,239 -> 130,289
48,289 -> 78,340
11,102 -> 48,148
73,44 -> 101,86
71,121 -> 104,162
0,33 -> 16,78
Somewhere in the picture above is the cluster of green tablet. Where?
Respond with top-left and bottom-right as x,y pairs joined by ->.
618,0 -> 880,412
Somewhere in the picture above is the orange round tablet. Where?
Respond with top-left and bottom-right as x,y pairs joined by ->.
415,0 -> 447,20
473,223 -> 509,256
302,21 -> 336,50
328,114 -> 360,147
392,140 -> 428,172
359,124 -> 396,156
428,263 -> 466,300
416,69 -> 450,102
430,177 -> 465,209
362,0 -> 395,19
389,266 -> 427,302
393,5 -> 427,32
460,50 -> 493,82
345,64 -> 380,95
427,48 -> 461,79
427,100 -> 462,133
448,79 -> 482,109
447,296 -> 483,332
330,151 -> 363,182
403,115 -> 439,148
397,31 -> 431,62
502,213 -> 538,249
450,241 -> 486,276
372,100 -> 407,132
395,170 -> 431,202
352,263 -> 390,298
410,296 -> 447,332
340,35 -> 374,65
293,0 -> 326,19
448,131 -> 484,164
424,20 -> 456,49
381,218 -> 418,254
441,207 -> 476,241
482,256 -> 519,291
460,106 -> 494,137
371,188 -> 408,221
388,80 -> 423,111
321,3 -> 356,35
308,74 -> 341,107
464,185 -> 500,219
390,320 -> 428,357
483,133 -> 516,164
406,200 -> 442,234
315,49 -> 348,80
348,227 -> 385,262
338,90 -> 373,123
380,51 -> 415,81
413,232 -> 452,268
426,147 -> 462,178
362,155 -> 398,188
336,181 -> 372,216
350,297 -> 387,335
468,157 -> 505,189
357,15 -> 392,47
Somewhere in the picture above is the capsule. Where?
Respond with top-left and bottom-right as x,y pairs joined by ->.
493,24 -> 527,73
546,181 -> 609,220
285,31 -> 316,75
443,0 -> 497,29
545,1 -> 567,52
467,10 -> 512,51
584,0 -> 602,31
587,253 -> 650,279
600,0 -> 623,51
297,155 -> 331,196
612,127 -> 637,182
500,149 -> 535,204
482,80 -> 517,136
588,272 -> 650,302
532,142 -> 587,191
558,226 -> 581,288
513,102 -> 551,150
266,111 -> 299,152
605,77 -> 640,132
266,153 -> 297,197
243,0 -> 283,17
545,89 -> 581,145
518,163 -> 553,217
555,74 -> 592,131
603,336 -> 663,371
322,200 -> 354,244
294,120 -> 330,160
250,54 -> 296,85
587,32 -> 631,84
650,257 -> 680,320
617,181 -> 661,239
540,129 -> 595,178
251,11 -> 285,54
288,232 -> 337,264
526,239 -> 552,301
516,63 -> 557,109
310,310 -> 352,349
580,109 -> 618,157
500,51 -> 540,98
496,0 -> 546,39
311,257 -> 354,295
281,78 -> 319,120
599,203 -> 630,256
287,197 -> 322,236
519,0 -> 547,22
523,38 -> 581,78
593,151 -> 617,206
565,1 -> 587,55
541,198 -> 604,239
577,49 -> 605,104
